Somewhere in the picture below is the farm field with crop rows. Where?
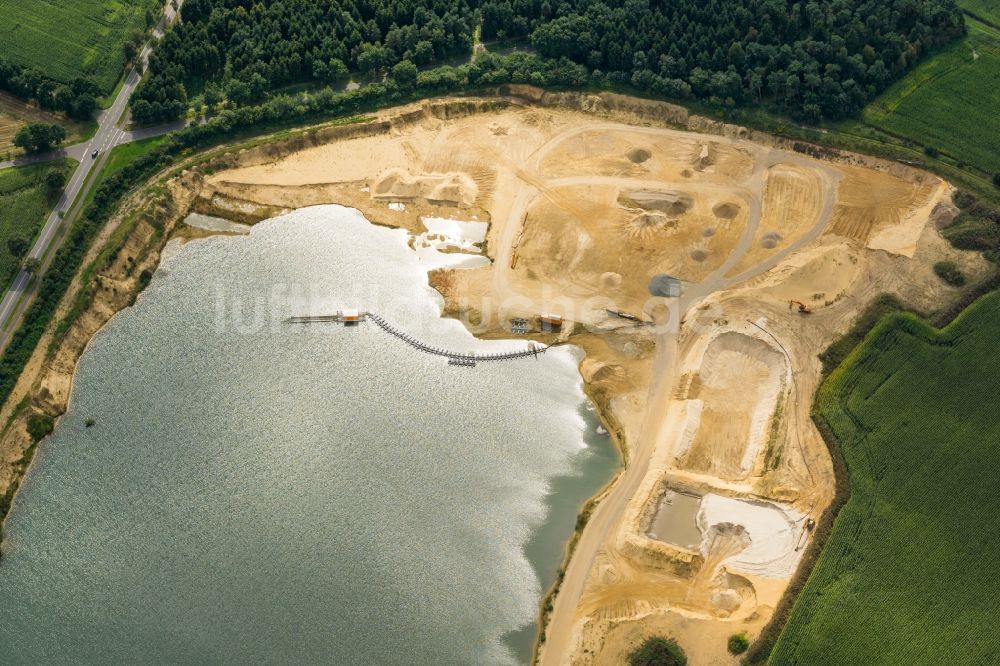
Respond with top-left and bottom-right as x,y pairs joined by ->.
771,291 -> 1000,664
0,0 -> 158,94
862,17 -> 1000,177
959,0 -> 1000,26
0,160 -> 75,289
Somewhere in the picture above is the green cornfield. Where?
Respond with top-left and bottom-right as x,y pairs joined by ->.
0,0 -> 158,94
959,0 -> 1000,27
863,17 -> 1000,177
771,291 -> 1000,664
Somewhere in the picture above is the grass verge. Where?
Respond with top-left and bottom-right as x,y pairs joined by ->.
78,135 -> 169,213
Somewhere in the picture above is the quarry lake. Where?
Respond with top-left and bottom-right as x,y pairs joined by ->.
0,206 -> 618,665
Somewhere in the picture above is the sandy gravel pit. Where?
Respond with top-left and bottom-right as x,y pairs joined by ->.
183,94 -> 958,666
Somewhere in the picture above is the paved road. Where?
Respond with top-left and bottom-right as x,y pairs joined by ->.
0,117 -> 185,172
0,144 -> 89,171
0,0 -> 181,349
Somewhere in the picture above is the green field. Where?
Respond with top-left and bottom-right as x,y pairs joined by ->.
0,0 -> 158,94
101,135 -> 168,183
863,17 -> 1000,178
0,160 -> 75,288
770,292 -> 1000,665
78,135 -> 168,213
960,0 -> 1000,26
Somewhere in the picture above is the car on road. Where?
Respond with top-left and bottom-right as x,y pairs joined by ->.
91,149 -> 99,159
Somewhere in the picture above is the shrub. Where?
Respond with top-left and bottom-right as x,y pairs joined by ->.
934,261 -> 966,287
45,168 -> 66,189
26,413 -> 54,442
7,237 -> 28,259
629,637 -> 687,666
952,190 -> 976,210
993,173 -> 1000,188
22,257 -> 40,274
13,123 -> 66,153
923,145 -> 939,158
942,213 -> 1000,252
45,168 -> 66,195
728,633 -> 750,655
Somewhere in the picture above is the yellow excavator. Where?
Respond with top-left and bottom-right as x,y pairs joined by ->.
788,300 -> 812,314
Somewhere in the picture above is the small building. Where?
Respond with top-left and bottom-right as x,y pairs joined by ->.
540,314 -> 563,331
339,308 -> 360,323
510,317 -> 529,334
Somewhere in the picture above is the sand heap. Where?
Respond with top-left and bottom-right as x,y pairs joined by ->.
372,169 -> 479,207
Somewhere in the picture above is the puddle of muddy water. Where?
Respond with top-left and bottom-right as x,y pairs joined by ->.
648,489 -> 702,549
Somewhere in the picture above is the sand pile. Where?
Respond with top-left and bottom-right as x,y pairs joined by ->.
619,189 -> 694,216
697,494 -> 804,578
372,169 -> 478,207
623,212 -> 675,240
627,147 -> 652,163
712,202 -> 741,219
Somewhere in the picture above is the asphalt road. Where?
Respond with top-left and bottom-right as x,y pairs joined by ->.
0,1 -> 181,350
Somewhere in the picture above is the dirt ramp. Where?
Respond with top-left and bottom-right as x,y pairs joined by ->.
619,189 -> 694,216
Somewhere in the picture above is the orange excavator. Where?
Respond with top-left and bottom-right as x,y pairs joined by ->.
789,300 -> 812,314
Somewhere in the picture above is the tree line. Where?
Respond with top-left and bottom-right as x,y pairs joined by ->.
0,59 -> 100,121
131,0 -> 965,124
131,0 -> 478,122
522,0 -> 965,120
13,123 -> 67,153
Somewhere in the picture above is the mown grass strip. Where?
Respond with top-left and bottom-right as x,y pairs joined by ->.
958,0 -> 1000,28
863,18 -> 1000,178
